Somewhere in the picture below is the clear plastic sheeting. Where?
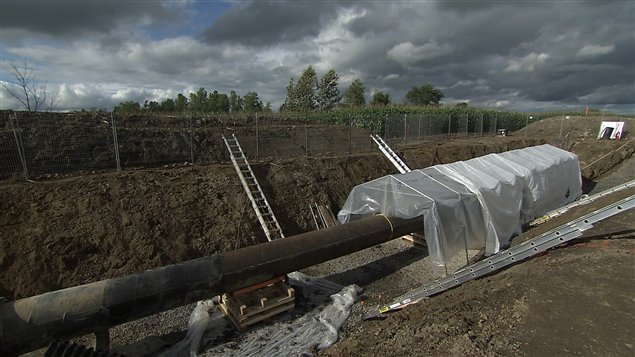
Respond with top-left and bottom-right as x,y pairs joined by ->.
160,299 -> 218,357
338,144 -> 582,268
198,273 -> 359,356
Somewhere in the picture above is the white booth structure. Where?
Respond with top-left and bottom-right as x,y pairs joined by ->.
597,121 -> 625,140
338,144 -> 582,268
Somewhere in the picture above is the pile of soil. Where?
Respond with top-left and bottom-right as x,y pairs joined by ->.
0,136 -> 552,300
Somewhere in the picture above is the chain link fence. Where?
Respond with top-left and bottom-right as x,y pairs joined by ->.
383,111 -> 538,148
0,111 -> 544,181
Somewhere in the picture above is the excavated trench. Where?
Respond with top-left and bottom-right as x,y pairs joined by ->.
1,115 -> 633,354
0,137 -> 551,301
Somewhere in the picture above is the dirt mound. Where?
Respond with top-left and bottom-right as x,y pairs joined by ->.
0,136 -> 550,300
523,115 -> 635,179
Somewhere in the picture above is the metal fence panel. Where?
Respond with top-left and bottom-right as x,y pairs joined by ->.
3,113 -> 116,179
0,129 -> 24,180
0,111 -> 546,182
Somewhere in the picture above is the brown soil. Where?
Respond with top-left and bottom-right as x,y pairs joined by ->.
1,115 -> 634,356
0,136 -> 555,300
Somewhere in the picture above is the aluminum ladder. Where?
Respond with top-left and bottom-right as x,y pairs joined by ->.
309,203 -> 338,230
371,134 -> 411,173
223,134 -> 284,241
364,193 -> 635,319
309,203 -> 327,230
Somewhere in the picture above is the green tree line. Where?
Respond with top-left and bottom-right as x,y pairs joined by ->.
279,66 -> 444,112
114,66 -> 446,114
114,88 -> 272,114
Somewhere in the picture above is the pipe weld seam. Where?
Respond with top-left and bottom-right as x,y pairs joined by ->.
377,214 -> 394,236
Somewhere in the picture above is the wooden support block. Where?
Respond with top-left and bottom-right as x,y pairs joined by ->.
402,232 -> 426,247
230,276 -> 285,297
220,280 -> 296,331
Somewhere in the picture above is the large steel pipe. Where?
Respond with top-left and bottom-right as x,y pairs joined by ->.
0,215 -> 422,356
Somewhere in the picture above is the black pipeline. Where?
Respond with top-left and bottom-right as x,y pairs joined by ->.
0,215 -> 422,356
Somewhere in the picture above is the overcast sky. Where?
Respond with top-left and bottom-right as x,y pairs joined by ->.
1,0 -> 633,113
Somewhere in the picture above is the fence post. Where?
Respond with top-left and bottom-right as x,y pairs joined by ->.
465,112 -> 469,136
525,116 -> 531,138
448,113 -> 451,135
559,115 -> 565,137
188,115 -> 194,164
110,112 -> 121,171
349,115 -> 353,155
12,114 -> 29,180
418,115 -> 422,142
428,113 -> 431,137
404,113 -> 407,147
480,113 -> 484,136
305,117 -> 308,156
494,111 -> 498,134
384,114 -> 388,140
255,113 -> 259,158
370,116 -> 374,152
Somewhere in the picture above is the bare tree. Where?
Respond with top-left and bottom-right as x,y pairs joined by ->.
1,59 -> 60,112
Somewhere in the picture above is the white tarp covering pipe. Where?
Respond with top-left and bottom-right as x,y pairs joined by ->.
338,144 -> 582,268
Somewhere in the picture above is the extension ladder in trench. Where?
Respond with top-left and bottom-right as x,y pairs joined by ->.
309,202 -> 338,230
222,134 -> 292,330
223,134 -> 284,241
371,134 -> 412,174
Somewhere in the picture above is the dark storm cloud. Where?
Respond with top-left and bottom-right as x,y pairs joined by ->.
342,0 -> 634,108
0,0 -> 181,38
200,0 -> 353,46
435,0 -> 546,13
2,0 -> 633,112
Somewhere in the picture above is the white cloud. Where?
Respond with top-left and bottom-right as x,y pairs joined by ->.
576,44 -> 615,57
313,6 -> 368,74
1,1 -> 633,113
504,52 -> 550,72
450,80 -> 474,89
387,41 -> 454,68
0,81 -> 24,109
